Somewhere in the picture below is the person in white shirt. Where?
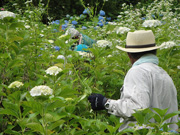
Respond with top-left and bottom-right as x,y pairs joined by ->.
88,30 -> 178,132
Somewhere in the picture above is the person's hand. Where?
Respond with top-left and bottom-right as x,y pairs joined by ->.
88,93 -> 107,110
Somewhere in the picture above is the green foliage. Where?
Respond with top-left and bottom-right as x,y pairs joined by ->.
0,0 -> 180,134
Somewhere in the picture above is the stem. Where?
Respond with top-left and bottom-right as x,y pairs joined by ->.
42,103 -> 47,135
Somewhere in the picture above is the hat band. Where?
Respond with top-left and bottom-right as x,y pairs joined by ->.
125,43 -> 156,48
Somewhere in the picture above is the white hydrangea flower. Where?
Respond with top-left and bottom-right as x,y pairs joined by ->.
8,81 -> 24,89
25,25 -> 30,29
0,11 -> 16,19
48,40 -> 54,44
160,41 -> 176,49
142,20 -> 162,27
177,66 -> 180,69
67,55 -> 72,58
45,66 -> 62,76
115,27 -> 130,34
108,22 -> 118,25
57,55 -> 65,60
40,34 -> 44,37
96,40 -> 112,48
30,85 -> 53,97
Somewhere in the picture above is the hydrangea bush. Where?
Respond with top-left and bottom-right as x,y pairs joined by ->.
0,0 -> 180,134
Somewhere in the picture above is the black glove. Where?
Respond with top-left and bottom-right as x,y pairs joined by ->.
88,93 -> 108,110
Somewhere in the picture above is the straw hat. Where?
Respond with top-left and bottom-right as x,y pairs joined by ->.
116,30 -> 164,53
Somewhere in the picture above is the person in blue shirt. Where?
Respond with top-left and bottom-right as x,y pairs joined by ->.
65,28 -> 96,52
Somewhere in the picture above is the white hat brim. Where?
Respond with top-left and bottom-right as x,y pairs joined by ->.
116,44 -> 165,53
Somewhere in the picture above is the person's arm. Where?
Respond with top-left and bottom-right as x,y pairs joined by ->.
105,67 -> 151,118
78,34 -> 82,44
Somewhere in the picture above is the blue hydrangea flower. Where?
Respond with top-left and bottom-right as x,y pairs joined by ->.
52,20 -> 60,25
99,10 -> 105,16
72,20 -> 78,25
52,29 -> 58,32
98,16 -> 104,21
98,21 -> 104,27
70,16 -> 73,20
64,20 -> 69,24
54,46 -> 60,51
82,26 -> 87,30
142,17 -> 146,20
151,14 -> 155,18
83,8 -> 90,14
105,22 -> 108,25
161,21 -> 166,24
61,24 -> 68,30
106,17 -> 111,21
80,14 -> 85,18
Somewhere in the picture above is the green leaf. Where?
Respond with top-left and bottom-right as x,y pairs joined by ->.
48,120 -> 65,130
9,22 -> 25,30
8,91 -> 21,103
153,108 -> 168,117
23,101 -> 43,115
164,111 -> 180,121
44,112 -> 64,122
46,100 -> 65,111
153,113 -> 161,123
4,129 -> 21,135
0,36 -> 6,42
0,108 -> 19,118
26,122 -> 44,134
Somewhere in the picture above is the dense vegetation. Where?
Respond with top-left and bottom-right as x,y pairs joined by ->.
0,0 -> 180,134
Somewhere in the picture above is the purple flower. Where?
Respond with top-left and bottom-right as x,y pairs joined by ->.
83,8 -> 90,14
99,10 -> 105,16
72,20 -> 78,25
54,46 -> 60,51
98,16 -> 104,21
106,17 -> 111,21
82,26 -> 87,30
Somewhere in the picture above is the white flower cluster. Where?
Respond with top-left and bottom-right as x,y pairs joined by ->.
78,51 -> 94,57
115,27 -> 130,34
0,11 -> 16,19
48,40 -> 54,44
57,55 -> 65,60
142,20 -> 162,27
45,66 -> 62,76
96,40 -> 112,48
160,41 -> 176,49
8,81 -> 24,89
177,66 -> 180,69
30,85 -> 53,97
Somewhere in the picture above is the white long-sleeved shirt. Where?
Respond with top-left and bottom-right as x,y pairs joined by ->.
107,62 -> 178,131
